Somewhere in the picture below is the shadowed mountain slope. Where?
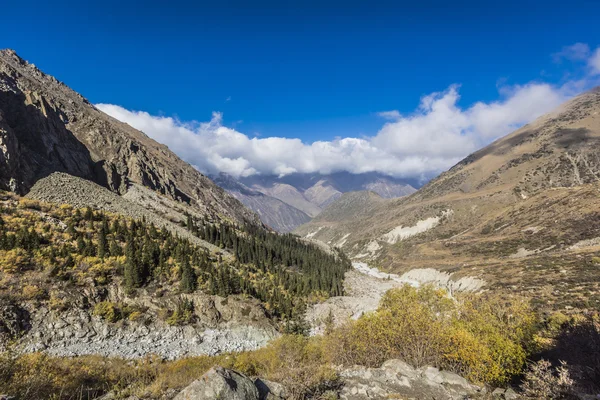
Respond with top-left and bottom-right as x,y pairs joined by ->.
0,49 -> 259,227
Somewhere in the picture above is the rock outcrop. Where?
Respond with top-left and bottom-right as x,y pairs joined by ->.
339,359 -> 485,400
0,49 -> 259,227
173,361 -> 489,400
175,367 -> 259,400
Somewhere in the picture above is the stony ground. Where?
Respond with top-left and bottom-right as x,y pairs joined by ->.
27,172 -> 223,253
306,262 -> 485,334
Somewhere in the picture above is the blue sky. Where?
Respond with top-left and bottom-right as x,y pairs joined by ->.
2,1 -> 600,180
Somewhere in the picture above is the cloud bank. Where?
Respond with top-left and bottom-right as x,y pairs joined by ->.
97,43 -> 600,181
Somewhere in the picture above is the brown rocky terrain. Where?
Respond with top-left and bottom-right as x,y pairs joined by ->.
0,49 -> 259,228
295,87 -> 600,311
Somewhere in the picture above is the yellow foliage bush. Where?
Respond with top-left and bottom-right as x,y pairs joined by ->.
231,335 -> 338,399
93,301 -> 122,323
326,285 -> 536,386
0,248 -> 29,273
21,284 -> 45,300
17,198 -> 41,210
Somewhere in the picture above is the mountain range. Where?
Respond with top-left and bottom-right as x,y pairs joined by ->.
214,171 -> 417,232
1,48 -> 600,399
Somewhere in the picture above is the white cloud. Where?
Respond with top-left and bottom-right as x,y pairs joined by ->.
590,48 -> 600,75
376,110 -> 401,120
553,43 -> 591,63
96,43 -> 600,181
96,81 -> 569,181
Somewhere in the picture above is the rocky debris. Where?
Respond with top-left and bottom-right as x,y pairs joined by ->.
254,378 -> 287,400
27,172 -> 221,253
307,269 -> 403,334
0,301 -> 30,350
339,359 -> 485,400
307,263 -> 485,335
8,285 -> 278,360
174,366 -> 259,400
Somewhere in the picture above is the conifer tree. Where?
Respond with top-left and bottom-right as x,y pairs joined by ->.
180,257 -> 196,293
98,227 -> 108,259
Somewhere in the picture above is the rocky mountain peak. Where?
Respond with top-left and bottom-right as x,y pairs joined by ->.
0,50 -> 260,226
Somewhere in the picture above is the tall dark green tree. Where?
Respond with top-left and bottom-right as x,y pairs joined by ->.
180,257 -> 196,293
97,227 -> 108,259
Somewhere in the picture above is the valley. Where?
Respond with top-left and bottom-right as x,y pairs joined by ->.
215,171 -> 416,232
0,47 -> 599,400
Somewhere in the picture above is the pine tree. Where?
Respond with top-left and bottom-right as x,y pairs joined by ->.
98,227 -> 108,259
109,237 -> 122,257
124,236 -> 143,288
76,235 -> 85,254
180,257 -> 196,293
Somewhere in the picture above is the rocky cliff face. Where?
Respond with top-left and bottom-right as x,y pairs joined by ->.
0,49 -> 259,226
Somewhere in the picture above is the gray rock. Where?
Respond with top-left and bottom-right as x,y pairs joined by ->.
254,378 -> 287,400
175,367 -> 259,400
340,359 -> 484,400
504,387 -> 519,400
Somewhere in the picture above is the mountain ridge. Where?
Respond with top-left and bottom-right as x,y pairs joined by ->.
216,171 -> 417,231
295,86 -> 600,310
0,48 -> 260,227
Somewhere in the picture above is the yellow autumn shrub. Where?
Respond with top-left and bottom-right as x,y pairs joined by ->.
0,248 -> 29,272
21,284 -> 45,300
232,335 -> 338,399
93,301 -> 122,323
326,285 -> 536,386
17,198 -> 41,210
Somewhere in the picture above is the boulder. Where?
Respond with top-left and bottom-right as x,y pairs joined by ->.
254,378 -> 287,399
174,366 -> 259,400
340,359 -> 484,400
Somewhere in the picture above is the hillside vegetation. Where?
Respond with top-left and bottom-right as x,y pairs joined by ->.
2,284 -> 598,399
295,87 -> 600,313
0,192 -> 349,327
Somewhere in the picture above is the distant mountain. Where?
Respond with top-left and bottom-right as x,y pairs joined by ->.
212,173 -> 311,232
215,171 -> 417,231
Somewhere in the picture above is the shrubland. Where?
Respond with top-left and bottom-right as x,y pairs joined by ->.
3,283 -> 597,399
0,192 -> 349,324
1,193 -> 598,399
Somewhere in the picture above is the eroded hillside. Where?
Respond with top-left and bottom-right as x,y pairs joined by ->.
295,87 -> 600,311
0,49 -> 259,227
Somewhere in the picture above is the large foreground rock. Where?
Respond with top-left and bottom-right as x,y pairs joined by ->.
174,367 -> 259,400
340,359 -> 485,400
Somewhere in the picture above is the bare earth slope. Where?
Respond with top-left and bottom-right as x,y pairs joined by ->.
0,49 -> 259,227
296,87 -> 600,310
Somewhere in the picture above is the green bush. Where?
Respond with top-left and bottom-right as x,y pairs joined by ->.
92,301 -> 122,323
